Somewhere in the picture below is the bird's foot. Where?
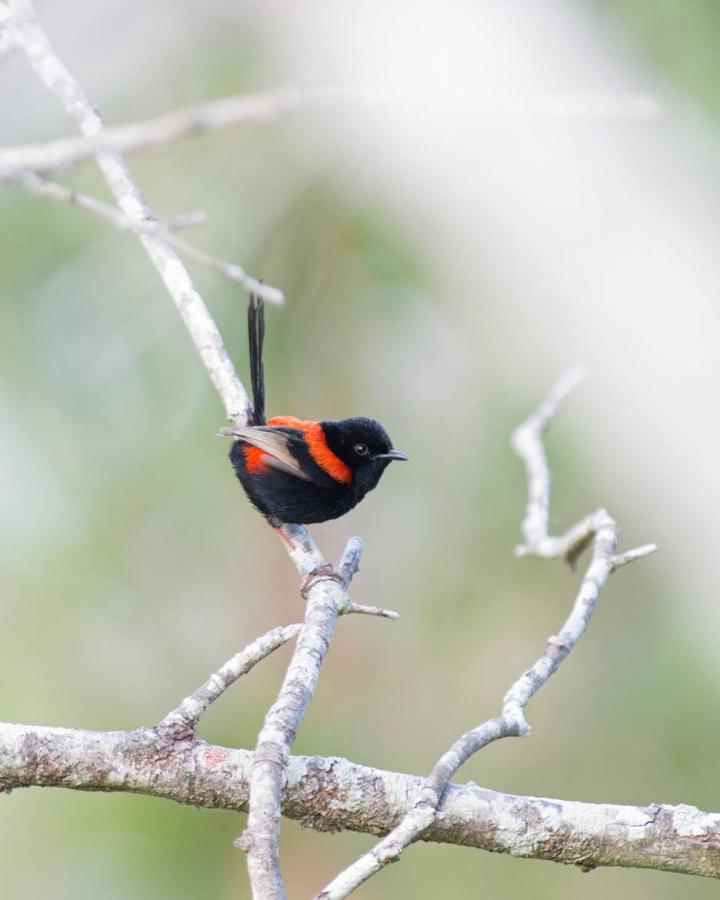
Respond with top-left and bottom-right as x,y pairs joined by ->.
300,563 -> 346,599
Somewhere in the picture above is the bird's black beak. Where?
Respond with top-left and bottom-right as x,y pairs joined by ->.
375,449 -> 409,462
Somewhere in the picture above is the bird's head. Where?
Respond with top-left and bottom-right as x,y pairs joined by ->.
321,417 -> 407,493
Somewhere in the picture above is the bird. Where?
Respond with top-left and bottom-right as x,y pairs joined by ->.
224,295 -> 407,526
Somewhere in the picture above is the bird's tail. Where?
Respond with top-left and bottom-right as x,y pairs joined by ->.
247,293 -> 266,425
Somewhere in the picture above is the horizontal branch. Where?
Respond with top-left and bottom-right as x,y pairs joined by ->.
0,85 -> 662,178
0,721 -> 717,880
0,86 -> 317,176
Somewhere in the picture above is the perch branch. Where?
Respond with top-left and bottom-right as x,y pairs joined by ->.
0,722 -> 718,880
2,171 -> 284,299
240,537 -> 364,900
5,9 -> 395,899
318,372 -> 657,899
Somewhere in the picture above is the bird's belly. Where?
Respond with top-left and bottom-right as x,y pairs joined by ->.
240,470 -> 363,524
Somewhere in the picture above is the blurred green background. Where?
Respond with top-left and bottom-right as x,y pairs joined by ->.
2,1 -> 720,897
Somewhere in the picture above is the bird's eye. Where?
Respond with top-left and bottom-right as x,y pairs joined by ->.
354,443 -> 369,457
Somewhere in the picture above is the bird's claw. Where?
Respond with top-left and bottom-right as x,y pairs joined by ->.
300,564 -> 346,599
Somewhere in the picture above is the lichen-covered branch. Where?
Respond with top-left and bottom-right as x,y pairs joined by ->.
318,373 -> 657,899
0,722 -> 717,880
240,537 -> 363,900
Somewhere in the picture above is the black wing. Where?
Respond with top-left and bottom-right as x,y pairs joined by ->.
227,426 -> 312,481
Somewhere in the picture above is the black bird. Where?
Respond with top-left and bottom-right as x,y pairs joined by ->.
226,296 -> 407,525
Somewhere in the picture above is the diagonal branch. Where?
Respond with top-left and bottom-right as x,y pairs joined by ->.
7,0 -> 275,427
2,170 -> 284,300
318,372 -> 657,899
239,537 -> 364,900
160,624 -> 302,734
158,590 -> 396,738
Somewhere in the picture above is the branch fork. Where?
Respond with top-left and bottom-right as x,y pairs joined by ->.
317,373 -> 657,899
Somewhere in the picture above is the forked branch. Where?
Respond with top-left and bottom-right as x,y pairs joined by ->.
318,372 -> 657,899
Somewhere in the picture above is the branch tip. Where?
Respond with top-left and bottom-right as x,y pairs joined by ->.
610,543 -> 658,571
338,536 -> 364,587
341,602 -> 399,620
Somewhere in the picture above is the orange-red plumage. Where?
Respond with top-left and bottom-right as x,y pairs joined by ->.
229,295 -> 406,525
244,415 -> 352,484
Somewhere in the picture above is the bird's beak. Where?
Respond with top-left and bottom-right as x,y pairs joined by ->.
375,449 -> 409,462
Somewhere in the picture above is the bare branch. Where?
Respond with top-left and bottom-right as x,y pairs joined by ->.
6,0 -> 270,424
611,543 -> 658,571
0,86 -> 318,176
340,601 -> 399,620
318,372 -> 657,899
158,596 -> 397,736
160,625 -> 302,733
165,209 -> 207,231
0,86 -> 661,178
0,722 -> 717,880
239,538 -> 364,900
3,171 -> 283,301
511,365 -> 586,558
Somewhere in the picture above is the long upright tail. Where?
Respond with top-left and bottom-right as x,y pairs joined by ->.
247,294 -> 266,425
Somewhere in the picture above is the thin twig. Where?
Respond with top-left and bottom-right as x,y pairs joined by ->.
158,595 -> 397,734
341,601 -> 399,620
0,86 -> 662,178
3,171 -> 283,301
160,624 -> 302,733
317,372 -> 657,899
165,209 -> 207,231
7,0 -> 269,424
0,85 -> 319,176
239,537 -> 363,900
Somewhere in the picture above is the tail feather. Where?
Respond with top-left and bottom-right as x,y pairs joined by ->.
248,294 -> 266,425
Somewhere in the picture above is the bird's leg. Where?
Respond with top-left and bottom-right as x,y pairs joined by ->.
269,525 -> 346,598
